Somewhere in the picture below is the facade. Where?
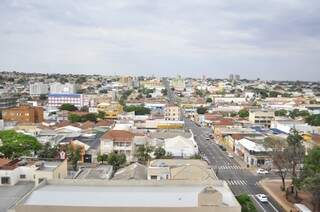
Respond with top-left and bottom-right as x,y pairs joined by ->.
164,104 -> 181,121
249,110 -> 275,128
164,135 -> 199,158
48,93 -> 87,108
29,82 -> 49,96
2,106 -> 44,123
100,130 -> 135,160
171,75 -> 186,91
50,82 -> 77,94
235,138 -> 271,168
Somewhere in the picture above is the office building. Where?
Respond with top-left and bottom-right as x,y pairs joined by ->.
29,83 -> 49,96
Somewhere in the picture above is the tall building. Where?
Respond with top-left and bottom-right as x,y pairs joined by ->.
50,83 -> 77,94
48,94 -> 88,108
229,74 -> 234,81
235,74 -> 240,81
29,82 -> 49,96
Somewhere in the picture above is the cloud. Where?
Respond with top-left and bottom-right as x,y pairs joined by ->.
0,0 -> 319,80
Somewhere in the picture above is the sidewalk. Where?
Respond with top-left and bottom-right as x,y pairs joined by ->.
259,179 -> 313,212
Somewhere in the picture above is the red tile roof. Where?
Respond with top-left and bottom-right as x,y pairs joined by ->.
101,130 -> 134,142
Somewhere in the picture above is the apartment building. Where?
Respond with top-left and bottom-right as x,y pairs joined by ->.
48,93 -> 88,108
249,110 -> 275,128
164,104 -> 181,121
2,106 -> 44,123
100,130 -> 135,160
29,82 -> 49,96
0,97 -> 18,110
50,82 -> 77,94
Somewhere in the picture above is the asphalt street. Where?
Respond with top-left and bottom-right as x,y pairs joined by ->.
184,119 -> 283,212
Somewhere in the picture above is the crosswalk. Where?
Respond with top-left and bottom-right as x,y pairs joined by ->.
218,165 -> 242,170
226,179 -> 247,186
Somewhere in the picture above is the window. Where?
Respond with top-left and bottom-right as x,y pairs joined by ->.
20,174 -> 26,179
150,175 -> 157,180
1,177 -> 10,185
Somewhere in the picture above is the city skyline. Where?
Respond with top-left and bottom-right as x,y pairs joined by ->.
1,0 -> 320,81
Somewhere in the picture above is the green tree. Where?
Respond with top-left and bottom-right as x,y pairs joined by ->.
97,111 -> 106,119
196,106 -> 207,114
154,147 -> 166,159
275,109 -> 288,117
67,146 -> 81,171
80,106 -> 89,112
238,109 -> 249,118
59,103 -> 78,111
68,114 -> 81,123
39,94 -> 47,101
306,114 -> 320,126
161,89 -> 168,96
286,129 -> 305,178
296,147 -> 320,211
206,97 -> 213,103
97,154 -> 108,164
135,145 -> 153,164
124,105 -> 151,115
236,194 -> 257,212
107,152 -> 126,170
0,130 -> 42,159
81,113 -> 97,122
38,142 -> 59,159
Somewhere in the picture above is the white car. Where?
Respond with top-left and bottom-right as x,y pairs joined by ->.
257,168 -> 269,174
255,194 -> 268,203
227,153 -> 234,158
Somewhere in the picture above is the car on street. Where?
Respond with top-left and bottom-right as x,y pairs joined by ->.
205,137 -> 210,140
257,168 -> 269,174
218,145 -> 227,151
255,194 -> 268,203
227,153 -> 234,158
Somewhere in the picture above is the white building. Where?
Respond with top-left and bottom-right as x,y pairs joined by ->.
48,93 -> 88,108
29,83 -> 49,96
50,82 -> 77,94
249,110 -> 275,128
164,135 -> 199,158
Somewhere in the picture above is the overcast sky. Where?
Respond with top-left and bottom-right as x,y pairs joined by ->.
0,0 -> 319,80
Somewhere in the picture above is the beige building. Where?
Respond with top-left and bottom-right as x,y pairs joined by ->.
11,179 -> 241,212
164,104 -> 181,121
249,110 -> 275,128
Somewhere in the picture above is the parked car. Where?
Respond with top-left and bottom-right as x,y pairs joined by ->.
257,168 -> 269,174
205,137 -> 210,140
219,145 -> 226,151
255,194 -> 268,203
227,153 -> 234,158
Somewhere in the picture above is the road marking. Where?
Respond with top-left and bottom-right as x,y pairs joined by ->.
227,180 -> 247,186
268,202 -> 279,212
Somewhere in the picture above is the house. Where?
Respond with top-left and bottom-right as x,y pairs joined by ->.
0,159 -> 67,186
100,130 -> 135,160
164,104 -> 181,121
113,162 -> 147,180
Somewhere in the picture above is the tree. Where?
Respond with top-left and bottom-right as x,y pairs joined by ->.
59,103 -> 77,111
238,109 -> 249,118
206,97 -> 213,103
124,105 -> 151,115
197,106 -> 207,114
236,194 -> 257,212
97,154 -> 108,164
264,137 -> 290,190
135,145 -> 153,164
68,114 -> 81,123
296,147 -> 320,211
286,129 -> 305,178
97,111 -> 106,119
38,142 -> 59,159
39,94 -> 47,101
107,152 -> 126,170
67,146 -> 81,171
161,88 -> 168,96
275,109 -> 288,117
81,113 -> 97,122
154,147 -> 166,159
306,114 -> 320,126
0,130 -> 42,159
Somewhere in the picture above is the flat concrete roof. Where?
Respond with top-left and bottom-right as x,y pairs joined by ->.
25,185 -> 201,207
